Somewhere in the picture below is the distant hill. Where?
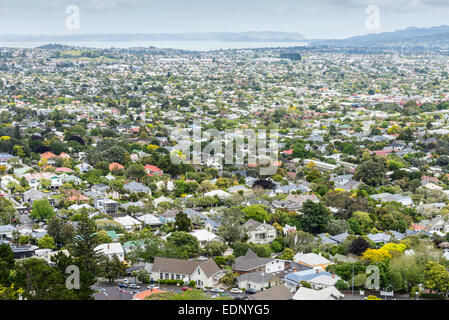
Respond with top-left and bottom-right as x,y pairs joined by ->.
312,25 -> 449,48
0,32 -> 307,43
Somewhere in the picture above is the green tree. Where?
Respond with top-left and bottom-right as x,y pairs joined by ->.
174,211 -> 193,232
38,234 -> 56,249
101,254 -> 126,282
216,207 -> 246,244
242,205 -> 269,222
354,160 -> 387,187
30,199 -> 55,221
423,261 -> 449,294
299,201 -> 330,234
166,231 -> 200,258
69,211 -> 103,300
280,248 -> 295,260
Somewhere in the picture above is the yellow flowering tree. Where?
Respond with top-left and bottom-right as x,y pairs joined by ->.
361,248 -> 391,264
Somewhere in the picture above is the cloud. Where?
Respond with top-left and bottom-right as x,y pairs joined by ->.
317,0 -> 449,12
39,0 -> 145,12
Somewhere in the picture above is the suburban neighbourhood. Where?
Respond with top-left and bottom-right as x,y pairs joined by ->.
1,29 -> 449,301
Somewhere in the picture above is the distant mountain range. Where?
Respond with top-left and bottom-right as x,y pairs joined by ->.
2,26 -> 449,49
0,31 -> 307,43
312,25 -> 449,48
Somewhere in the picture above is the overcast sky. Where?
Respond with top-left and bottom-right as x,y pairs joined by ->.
0,0 -> 449,39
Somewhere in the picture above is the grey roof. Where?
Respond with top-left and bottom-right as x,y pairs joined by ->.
124,181 -> 150,193
367,233 -> 391,243
329,232 -> 349,244
247,285 -> 293,300
317,233 -> 338,245
0,225 -> 16,233
232,249 -> 274,271
237,270 -> 280,287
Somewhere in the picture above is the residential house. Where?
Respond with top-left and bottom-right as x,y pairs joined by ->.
243,219 -> 277,245
149,257 -> 222,288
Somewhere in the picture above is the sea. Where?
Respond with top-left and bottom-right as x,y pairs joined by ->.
0,41 -> 309,51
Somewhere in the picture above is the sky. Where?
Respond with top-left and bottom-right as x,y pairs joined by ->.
0,0 -> 449,39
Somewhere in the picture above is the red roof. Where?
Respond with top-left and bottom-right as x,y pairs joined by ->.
109,163 -> 124,171
282,149 -> 293,155
41,152 -> 57,160
144,165 -> 162,172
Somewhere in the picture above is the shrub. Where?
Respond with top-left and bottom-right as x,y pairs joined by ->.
419,293 -> 446,300
335,279 -> 349,291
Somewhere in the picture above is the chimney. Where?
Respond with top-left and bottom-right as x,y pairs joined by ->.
316,269 -> 319,274
332,274 -> 335,279
107,244 -> 110,250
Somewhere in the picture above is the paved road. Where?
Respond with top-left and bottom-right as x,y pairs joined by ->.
19,214 -> 33,229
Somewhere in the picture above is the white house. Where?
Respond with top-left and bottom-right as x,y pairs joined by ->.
114,215 -> 142,231
94,243 -> 125,262
243,219 -> 277,245
189,229 -> 222,247
149,257 -> 223,288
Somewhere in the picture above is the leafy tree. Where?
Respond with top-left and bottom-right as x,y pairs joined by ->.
335,279 -> 349,291
13,258 -> 78,300
423,261 -> 449,294
348,237 -> 370,256
38,234 -> 56,249
361,248 -> 391,264
95,230 -> 113,244
216,207 -> 246,244
101,254 -> 126,282
136,269 -> 151,284
0,243 -> 15,286
242,205 -> 269,222
327,219 -> 348,236
220,271 -> 238,287
166,231 -> 200,258
354,160 -> 387,187
298,201 -> 330,234
280,248 -> 295,261
69,211 -> 103,300
174,211 -> 193,232
30,199 -> 55,221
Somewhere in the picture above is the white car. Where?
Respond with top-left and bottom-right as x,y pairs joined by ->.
230,288 -> 243,294
123,279 -> 129,284
198,256 -> 208,261
129,284 -> 141,289
210,288 -> 225,293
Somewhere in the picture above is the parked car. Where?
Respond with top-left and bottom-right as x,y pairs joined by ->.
230,288 -> 243,294
210,288 -> 225,293
211,293 -> 220,299
246,288 -> 258,295
123,279 -> 129,284
148,285 -> 159,290
129,284 -> 141,289
198,256 -> 208,261
118,283 -> 128,288
182,287 -> 193,292
232,294 -> 246,300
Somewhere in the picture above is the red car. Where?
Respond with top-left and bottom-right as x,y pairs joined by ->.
181,287 -> 193,292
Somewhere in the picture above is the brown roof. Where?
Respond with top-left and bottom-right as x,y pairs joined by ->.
152,257 -> 221,278
247,285 -> 293,300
